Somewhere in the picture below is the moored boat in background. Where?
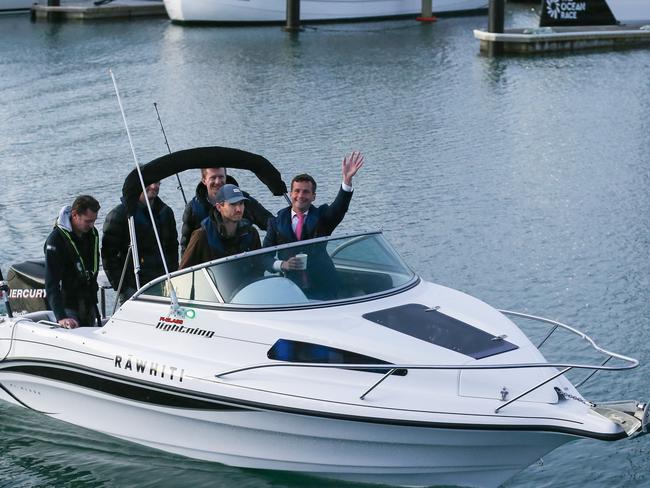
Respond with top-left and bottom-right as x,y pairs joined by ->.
0,0 -> 34,14
163,0 -> 488,24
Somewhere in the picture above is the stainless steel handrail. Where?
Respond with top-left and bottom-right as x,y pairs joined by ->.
215,310 -> 639,412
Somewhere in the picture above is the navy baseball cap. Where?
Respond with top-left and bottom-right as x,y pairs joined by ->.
216,184 -> 248,204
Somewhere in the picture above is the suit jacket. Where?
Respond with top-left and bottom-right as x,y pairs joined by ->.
263,186 -> 352,247
263,186 -> 353,299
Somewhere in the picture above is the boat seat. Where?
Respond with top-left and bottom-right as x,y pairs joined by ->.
230,277 -> 308,305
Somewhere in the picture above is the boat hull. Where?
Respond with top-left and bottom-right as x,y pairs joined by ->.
0,366 -> 572,488
162,0 -> 488,24
0,0 -> 34,13
0,250 -> 639,488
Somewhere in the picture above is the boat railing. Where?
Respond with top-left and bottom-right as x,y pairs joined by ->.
215,310 -> 639,413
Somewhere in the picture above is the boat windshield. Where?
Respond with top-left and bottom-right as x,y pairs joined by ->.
140,233 -> 415,307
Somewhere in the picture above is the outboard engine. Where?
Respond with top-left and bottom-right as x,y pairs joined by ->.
6,260 -> 49,314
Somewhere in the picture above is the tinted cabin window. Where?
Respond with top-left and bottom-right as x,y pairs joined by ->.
363,304 -> 518,359
268,339 -> 406,376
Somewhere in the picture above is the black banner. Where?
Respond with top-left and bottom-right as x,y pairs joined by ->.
539,0 -> 617,27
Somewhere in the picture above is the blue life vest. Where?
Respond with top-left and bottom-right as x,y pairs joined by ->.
190,197 -> 210,226
200,216 -> 255,256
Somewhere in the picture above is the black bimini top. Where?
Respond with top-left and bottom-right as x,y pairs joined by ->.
121,146 -> 288,216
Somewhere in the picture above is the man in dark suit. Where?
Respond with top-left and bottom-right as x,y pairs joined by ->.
263,151 -> 364,298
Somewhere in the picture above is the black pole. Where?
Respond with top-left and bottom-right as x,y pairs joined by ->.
284,0 -> 301,32
487,0 -> 505,56
0,267 -> 14,318
153,102 -> 188,205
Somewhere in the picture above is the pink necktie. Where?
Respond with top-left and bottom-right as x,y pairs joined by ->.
295,213 -> 305,240
294,213 -> 308,288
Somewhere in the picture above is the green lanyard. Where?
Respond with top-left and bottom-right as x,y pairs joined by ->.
57,226 -> 99,276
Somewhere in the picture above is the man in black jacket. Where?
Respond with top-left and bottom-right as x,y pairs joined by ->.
44,195 -> 101,328
101,181 -> 178,303
263,151 -> 364,298
180,167 -> 271,254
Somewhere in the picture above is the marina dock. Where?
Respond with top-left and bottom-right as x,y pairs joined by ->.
475,23 -> 650,54
31,0 -> 166,21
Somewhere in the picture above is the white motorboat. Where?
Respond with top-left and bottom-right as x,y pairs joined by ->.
0,146 -> 648,488
163,0 -> 487,24
539,0 -> 650,27
0,0 -> 34,13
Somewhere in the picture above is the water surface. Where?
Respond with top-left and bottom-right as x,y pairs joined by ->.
1,5 -> 649,487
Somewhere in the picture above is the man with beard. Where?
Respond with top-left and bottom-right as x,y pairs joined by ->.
180,167 -> 271,254
102,181 -> 178,303
44,195 -> 101,328
180,184 -> 261,269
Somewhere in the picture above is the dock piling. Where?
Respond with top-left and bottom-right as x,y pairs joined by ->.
416,0 -> 437,22
284,0 -> 301,32
487,0 -> 505,55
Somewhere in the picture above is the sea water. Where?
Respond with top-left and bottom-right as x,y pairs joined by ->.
1,5 -> 649,487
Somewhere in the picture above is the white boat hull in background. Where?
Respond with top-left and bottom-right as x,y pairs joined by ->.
163,0 -> 487,24
609,0 -> 650,23
0,0 -> 33,13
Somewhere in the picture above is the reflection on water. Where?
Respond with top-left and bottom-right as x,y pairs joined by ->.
1,4 -> 650,487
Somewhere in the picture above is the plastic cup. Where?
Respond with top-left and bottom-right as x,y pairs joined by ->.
295,253 -> 308,270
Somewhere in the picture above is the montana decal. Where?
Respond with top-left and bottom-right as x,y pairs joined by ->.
155,316 -> 214,338
114,354 -> 185,382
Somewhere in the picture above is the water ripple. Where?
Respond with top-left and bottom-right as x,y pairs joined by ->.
1,4 -> 650,487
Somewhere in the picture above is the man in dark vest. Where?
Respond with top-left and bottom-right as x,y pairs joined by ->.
263,151 -> 365,299
44,195 -> 101,328
180,167 -> 271,254
180,184 -> 261,270
101,181 -> 178,303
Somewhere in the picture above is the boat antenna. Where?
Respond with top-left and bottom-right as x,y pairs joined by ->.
109,69 -> 181,316
153,102 -> 187,205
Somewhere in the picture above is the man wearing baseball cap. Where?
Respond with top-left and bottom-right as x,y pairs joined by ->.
180,167 -> 271,255
180,184 -> 261,269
